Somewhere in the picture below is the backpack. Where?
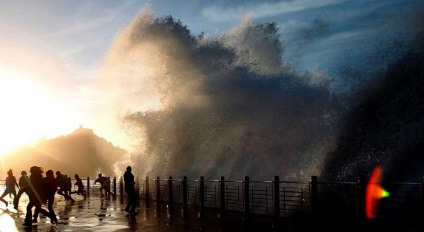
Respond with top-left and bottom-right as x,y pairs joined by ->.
59,175 -> 71,191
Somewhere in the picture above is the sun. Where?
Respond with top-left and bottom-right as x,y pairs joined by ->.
0,65 -> 78,154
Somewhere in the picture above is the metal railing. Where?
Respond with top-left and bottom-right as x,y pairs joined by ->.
132,175 -> 424,226
2,175 -> 423,226
137,176 -> 312,218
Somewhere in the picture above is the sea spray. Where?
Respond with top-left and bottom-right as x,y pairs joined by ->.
99,6 -> 339,181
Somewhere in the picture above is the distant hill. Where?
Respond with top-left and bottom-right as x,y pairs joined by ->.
0,126 -> 127,178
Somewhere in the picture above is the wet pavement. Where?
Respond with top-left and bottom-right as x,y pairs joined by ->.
3,193 -> 418,232
0,193 -> 278,232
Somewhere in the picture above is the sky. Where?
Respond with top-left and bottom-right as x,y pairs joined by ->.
0,0 -> 422,153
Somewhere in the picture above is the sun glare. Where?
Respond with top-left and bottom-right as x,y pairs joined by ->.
0,65 -> 77,154
366,165 -> 390,220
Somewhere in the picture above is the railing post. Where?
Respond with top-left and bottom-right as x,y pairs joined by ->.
168,176 -> 173,217
182,176 -> 188,207
119,177 -> 124,202
357,175 -> 366,224
199,176 -> 205,218
145,176 -> 149,202
244,176 -> 250,221
220,176 -> 225,215
168,176 -> 173,204
421,176 -> 424,202
273,176 -> 280,217
266,187 -> 268,211
283,187 -> 286,213
301,188 -> 304,209
182,176 -> 188,218
87,177 -> 90,196
107,176 -> 111,197
421,176 -> 424,225
133,176 -> 138,204
113,177 -> 117,196
156,176 -> 160,202
310,176 -> 318,218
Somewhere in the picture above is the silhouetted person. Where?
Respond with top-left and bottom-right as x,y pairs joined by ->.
55,171 -> 75,203
94,173 -> 114,198
68,176 -> 72,195
65,175 -> 72,196
33,170 -> 57,222
72,174 -> 86,197
22,166 -> 57,227
14,170 -> 30,210
123,166 -> 137,215
0,169 -> 19,207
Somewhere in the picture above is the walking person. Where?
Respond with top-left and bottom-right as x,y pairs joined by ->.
65,175 -> 72,196
94,173 -> 115,198
0,169 -> 19,207
22,166 -> 57,227
13,170 -> 30,210
123,166 -> 137,216
72,174 -> 86,197
33,170 -> 57,222
55,171 -> 75,203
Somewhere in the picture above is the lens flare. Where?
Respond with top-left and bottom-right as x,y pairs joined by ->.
366,165 -> 389,220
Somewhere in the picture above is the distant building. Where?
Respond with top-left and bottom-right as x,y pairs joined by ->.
73,125 -> 94,134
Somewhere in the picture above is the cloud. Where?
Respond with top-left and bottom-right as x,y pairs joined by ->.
45,1 -> 140,38
202,0 -> 345,22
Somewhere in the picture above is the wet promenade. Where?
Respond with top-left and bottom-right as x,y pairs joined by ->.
0,194 -> 278,232
1,194 -> 422,231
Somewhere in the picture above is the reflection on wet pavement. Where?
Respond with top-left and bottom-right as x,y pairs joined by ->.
0,194 -> 274,231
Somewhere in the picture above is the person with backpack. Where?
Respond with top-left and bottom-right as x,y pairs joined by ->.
55,171 -> 75,203
72,174 -> 86,197
66,175 -> 72,196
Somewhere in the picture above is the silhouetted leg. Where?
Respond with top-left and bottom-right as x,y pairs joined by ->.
24,201 -> 34,226
47,197 -> 56,218
35,202 -> 56,224
10,190 -> 16,199
99,186 -> 104,197
33,207 -> 39,222
129,191 -> 137,213
125,191 -> 137,214
0,190 -> 7,198
0,190 -> 8,207
57,189 -> 65,200
39,207 -> 51,218
9,189 -> 16,199
64,191 -> 75,203
124,191 -> 131,212
13,189 -> 23,209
